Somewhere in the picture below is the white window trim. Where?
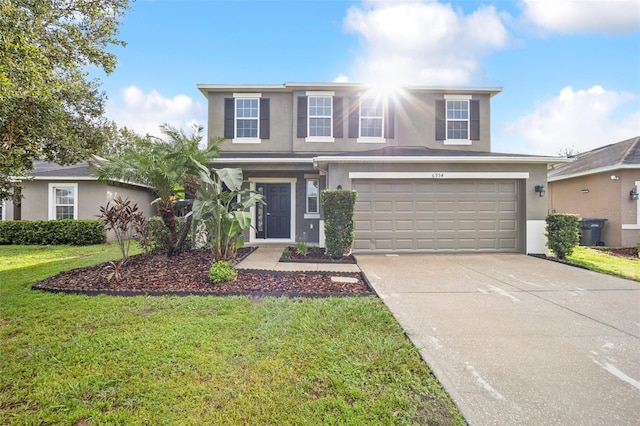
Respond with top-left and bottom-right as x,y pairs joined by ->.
233,93 -> 261,143
306,92 -> 334,142
443,94 -> 472,145
305,178 -> 320,219
48,183 -> 78,220
0,199 -> 5,220
248,178 -> 296,244
358,96 -> 385,143
306,136 -> 335,143
621,180 -> 640,230
357,137 -> 386,144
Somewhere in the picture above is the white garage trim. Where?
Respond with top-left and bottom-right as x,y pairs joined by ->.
526,220 -> 547,254
349,172 -> 530,180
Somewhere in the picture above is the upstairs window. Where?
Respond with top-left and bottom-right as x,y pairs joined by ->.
308,95 -> 333,138
235,98 -> 259,138
436,96 -> 479,145
224,94 -> 269,143
49,183 -> 78,220
446,100 -> 469,140
359,97 -> 384,138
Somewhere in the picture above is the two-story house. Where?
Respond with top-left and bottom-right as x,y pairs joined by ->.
197,82 -> 564,254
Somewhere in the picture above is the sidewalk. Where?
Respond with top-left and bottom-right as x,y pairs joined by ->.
237,245 -> 360,273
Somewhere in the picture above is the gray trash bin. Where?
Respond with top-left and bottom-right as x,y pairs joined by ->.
579,218 -> 608,246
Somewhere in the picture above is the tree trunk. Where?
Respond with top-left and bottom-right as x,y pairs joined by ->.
157,199 -> 178,256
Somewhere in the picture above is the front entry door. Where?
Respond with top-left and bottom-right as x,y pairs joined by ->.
256,183 -> 291,239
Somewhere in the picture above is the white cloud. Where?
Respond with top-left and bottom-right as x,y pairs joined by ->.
333,73 -> 349,83
105,86 -> 206,138
501,85 -> 640,155
522,0 -> 640,34
343,0 -> 510,85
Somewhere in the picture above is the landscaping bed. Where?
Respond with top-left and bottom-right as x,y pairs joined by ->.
280,246 -> 356,264
32,249 -> 372,296
592,246 -> 639,259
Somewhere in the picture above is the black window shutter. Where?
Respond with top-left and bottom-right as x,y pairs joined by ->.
259,98 -> 270,139
224,98 -> 235,139
384,100 -> 395,139
470,99 -> 480,140
348,96 -> 359,138
297,96 -> 307,138
333,97 -> 343,138
435,100 -> 446,140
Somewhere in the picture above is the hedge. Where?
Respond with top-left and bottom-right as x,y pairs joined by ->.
545,213 -> 580,259
321,189 -> 357,259
0,220 -> 106,245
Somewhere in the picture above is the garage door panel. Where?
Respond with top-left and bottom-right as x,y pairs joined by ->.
478,219 -> 497,230
416,201 -> 435,210
396,201 -> 414,212
499,219 -> 517,231
374,220 -> 393,231
374,201 -> 393,212
354,179 -> 520,253
417,220 -> 435,230
395,220 -> 414,231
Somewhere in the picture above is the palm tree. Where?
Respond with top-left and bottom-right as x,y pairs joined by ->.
93,123 -> 219,256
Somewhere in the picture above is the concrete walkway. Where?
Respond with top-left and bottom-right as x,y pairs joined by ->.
236,245 -> 360,273
357,253 -> 640,426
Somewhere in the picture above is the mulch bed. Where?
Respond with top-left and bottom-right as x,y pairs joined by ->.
592,247 -> 639,259
32,249 -> 373,297
280,246 -> 356,264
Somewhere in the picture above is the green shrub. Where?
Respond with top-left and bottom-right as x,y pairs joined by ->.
546,213 -> 580,259
321,189 -> 357,259
0,220 -> 105,245
295,242 -> 308,256
281,246 -> 292,259
137,216 -> 191,254
208,260 -> 237,283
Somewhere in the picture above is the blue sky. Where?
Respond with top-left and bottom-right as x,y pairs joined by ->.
99,0 -> 640,155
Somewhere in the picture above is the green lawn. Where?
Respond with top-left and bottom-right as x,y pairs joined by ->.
567,246 -> 640,281
0,244 -> 464,425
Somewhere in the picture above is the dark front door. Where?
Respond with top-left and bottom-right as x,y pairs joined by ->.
256,183 -> 291,239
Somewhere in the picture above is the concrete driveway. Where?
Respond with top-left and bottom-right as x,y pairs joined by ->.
356,254 -> 640,426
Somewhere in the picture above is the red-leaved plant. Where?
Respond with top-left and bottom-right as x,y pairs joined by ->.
98,196 -> 146,280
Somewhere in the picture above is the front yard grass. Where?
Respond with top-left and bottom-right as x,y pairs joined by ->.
567,246 -> 640,281
0,244 -> 464,425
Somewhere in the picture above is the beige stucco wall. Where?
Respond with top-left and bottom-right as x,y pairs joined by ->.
17,180 -> 155,221
206,89 -> 493,154
4,180 -> 156,242
548,169 -> 640,247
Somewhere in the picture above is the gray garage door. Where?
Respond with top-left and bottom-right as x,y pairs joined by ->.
353,180 -> 519,252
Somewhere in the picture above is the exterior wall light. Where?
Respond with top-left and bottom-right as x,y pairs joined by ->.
631,188 -> 639,200
534,185 -> 546,197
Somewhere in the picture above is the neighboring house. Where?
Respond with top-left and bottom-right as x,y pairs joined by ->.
197,82 -> 565,254
2,161 -> 156,239
548,136 -> 640,247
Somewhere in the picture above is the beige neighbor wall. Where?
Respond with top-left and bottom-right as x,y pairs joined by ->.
14,180 -> 155,241
548,170 -> 640,247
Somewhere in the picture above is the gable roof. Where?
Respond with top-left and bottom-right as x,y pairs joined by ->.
548,136 -> 640,182
30,161 -> 94,179
26,161 -> 151,189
